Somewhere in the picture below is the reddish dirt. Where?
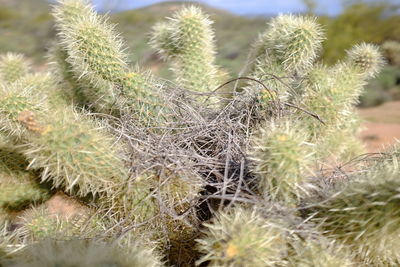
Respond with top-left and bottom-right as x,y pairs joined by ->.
43,191 -> 89,219
358,101 -> 400,153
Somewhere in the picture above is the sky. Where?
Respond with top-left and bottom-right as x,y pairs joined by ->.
90,0 -> 396,16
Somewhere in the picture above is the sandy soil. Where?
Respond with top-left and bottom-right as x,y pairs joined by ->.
359,101 -> 400,153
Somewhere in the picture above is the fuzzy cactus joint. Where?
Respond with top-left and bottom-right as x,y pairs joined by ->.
1,0 -> 397,266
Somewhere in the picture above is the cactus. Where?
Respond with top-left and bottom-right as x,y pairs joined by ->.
0,1 -> 390,266
346,43 -> 384,79
309,162 -> 400,265
0,53 -> 31,84
0,82 -> 48,140
20,108 -> 128,197
239,15 -> 324,106
251,119 -> 314,205
0,78 -> 128,197
196,206 -> 287,266
151,6 -> 221,94
17,206 -> 103,241
292,43 -> 383,161
0,154 -> 49,211
289,238 -> 355,267
54,0 -> 166,124
1,239 -> 162,267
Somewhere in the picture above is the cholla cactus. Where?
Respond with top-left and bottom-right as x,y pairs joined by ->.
251,119 -> 314,205
0,148 -> 49,211
346,43 -> 384,79
196,206 -> 287,266
53,0 -> 166,124
150,6 -> 220,94
2,239 -> 162,267
0,77 -> 128,198
310,161 -> 400,265
0,1 -> 390,265
253,15 -> 324,74
241,15 -> 324,104
21,108 -> 128,197
289,238 -> 355,267
17,206 -> 103,242
294,43 -> 383,161
0,53 -> 31,84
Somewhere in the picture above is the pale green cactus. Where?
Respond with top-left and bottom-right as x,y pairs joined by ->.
0,148 -> 49,211
310,162 -> 400,266
240,15 -> 324,105
47,45 -> 88,106
251,119 -> 314,205
0,2 -> 391,266
0,82 -> 48,140
0,53 -> 31,84
54,0 -> 166,123
196,206 -> 287,266
20,107 -> 128,197
17,206 -> 103,242
2,239 -> 163,267
0,79 -> 128,198
150,6 -> 220,94
255,15 -> 324,74
289,238 -> 355,267
346,43 -> 384,79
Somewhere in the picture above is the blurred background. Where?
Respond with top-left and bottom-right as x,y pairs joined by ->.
1,0 -> 400,150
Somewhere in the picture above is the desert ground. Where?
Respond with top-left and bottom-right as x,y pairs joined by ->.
359,101 -> 400,153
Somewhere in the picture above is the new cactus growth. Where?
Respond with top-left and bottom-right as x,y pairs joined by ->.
253,15 -> 324,74
240,15 -> 324,105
